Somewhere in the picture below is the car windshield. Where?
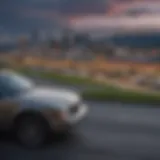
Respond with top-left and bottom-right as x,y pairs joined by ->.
0,72 -> 34,96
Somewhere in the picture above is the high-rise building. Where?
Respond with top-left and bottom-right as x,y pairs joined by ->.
31,29 -> 39,45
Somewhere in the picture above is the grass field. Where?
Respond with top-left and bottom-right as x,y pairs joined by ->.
18,68 -> 160,104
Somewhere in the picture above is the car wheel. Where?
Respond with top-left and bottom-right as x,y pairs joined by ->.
15,114 -> 49,149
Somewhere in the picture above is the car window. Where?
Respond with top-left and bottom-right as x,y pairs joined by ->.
0,83 -> 6,99
0,73 -> 33,97
0,92 -> 4,99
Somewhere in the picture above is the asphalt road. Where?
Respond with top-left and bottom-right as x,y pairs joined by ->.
0,81 -> 160,160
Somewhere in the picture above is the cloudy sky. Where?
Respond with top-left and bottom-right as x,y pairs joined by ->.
0,0 -> 159,37
69,0 -> 160,31
0,0 -> 60,34
0,0 -> 109,36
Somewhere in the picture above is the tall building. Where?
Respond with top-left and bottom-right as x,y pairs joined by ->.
31,29 -> 39,45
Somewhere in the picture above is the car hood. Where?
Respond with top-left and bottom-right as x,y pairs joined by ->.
18,87 -> 81,110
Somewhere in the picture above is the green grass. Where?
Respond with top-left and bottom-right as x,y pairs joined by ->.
82,88 -> 160,104
18,68 -> 160,104
17,68 -> 111,87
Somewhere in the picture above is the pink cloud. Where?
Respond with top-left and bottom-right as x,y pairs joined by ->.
108,0 -> 160,16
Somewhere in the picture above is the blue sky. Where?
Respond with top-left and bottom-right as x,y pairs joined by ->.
0,0 -> 108,35
0,0 -> 59,34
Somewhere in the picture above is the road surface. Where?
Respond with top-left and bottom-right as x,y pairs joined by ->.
0,81 -> 160,160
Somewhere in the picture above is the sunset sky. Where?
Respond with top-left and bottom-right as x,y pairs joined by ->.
0,0 -> 160,36
0,0 -> 108,34
68,0 -> 160,31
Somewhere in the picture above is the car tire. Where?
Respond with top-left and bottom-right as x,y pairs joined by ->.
15,113 -> 49,149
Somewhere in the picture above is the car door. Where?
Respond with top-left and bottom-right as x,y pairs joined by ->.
0,86 -> 18,130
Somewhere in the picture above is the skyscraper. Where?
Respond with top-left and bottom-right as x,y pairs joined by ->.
31,29 -> 39,45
